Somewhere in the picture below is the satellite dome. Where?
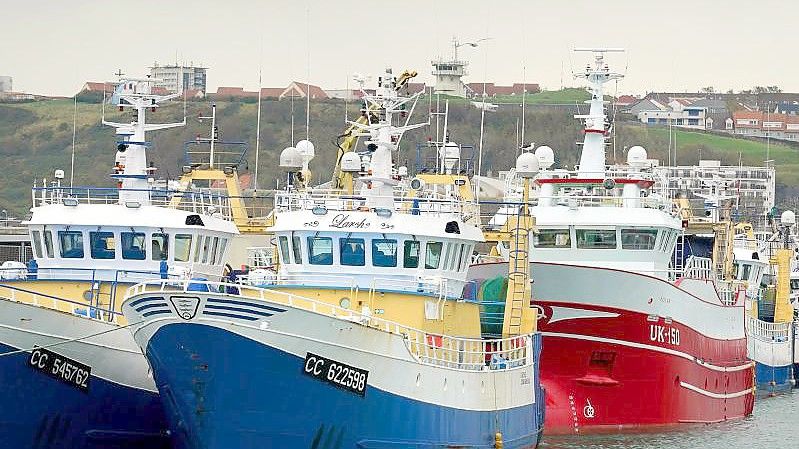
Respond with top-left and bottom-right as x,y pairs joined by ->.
279,147 -> 302,170
340,152 -> 361,173
782,210 -> 796,227
627,145 -> 648,166
535,145 -> 555,169
295,140 -> 315,161
515,152 -> 540,178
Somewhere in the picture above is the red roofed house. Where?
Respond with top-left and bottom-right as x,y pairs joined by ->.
81,82 -> 118,93
280,82 -> 328,100
732,110 -> 799,141
214,87 -> 259,99
260,87 -> 283,99
614,95 -> 638,107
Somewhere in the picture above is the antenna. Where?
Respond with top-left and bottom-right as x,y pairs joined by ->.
520,63 -> 526,157
255,67 -> 263,191
305,3 -> 311,141
70,94 -> 77,187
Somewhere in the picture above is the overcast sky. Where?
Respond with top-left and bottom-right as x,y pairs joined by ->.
5,0 -> 796,96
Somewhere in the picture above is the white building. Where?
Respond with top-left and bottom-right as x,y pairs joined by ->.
0,76 -> 11,92
149,64 -> 207,94
432,58 -> 468,97
654,160 -> 776,228
635,98 -> 710,129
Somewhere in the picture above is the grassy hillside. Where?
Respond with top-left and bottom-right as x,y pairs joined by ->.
0,96 -> 797,217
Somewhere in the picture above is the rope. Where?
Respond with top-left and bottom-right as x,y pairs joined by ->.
0,319 -> 144,358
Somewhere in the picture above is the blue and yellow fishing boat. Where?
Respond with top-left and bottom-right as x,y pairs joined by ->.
0,78 -> 238,448
123,69 -> 545,449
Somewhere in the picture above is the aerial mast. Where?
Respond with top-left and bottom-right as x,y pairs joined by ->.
573,48 -> 624,178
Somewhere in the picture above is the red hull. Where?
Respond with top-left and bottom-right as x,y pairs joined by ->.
537,301 -> 754,434
467,261 -> 755,434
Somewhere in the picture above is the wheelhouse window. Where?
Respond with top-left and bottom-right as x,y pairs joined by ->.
31,231 -> 43,258
372,239 -> 398,267
151,233 -> 169,261
308,236 -> 333,265
90,232 -> 116,259
535,229 -> 571,248
455,244 -> 467,272
193,235 -> 203,263
340,238 -> 365,266
404,240 -> 420,268
58,231 -> 84,259
209,237 -> 219,265
463,244 -> 474,270
174,234 -> 193,262
291,236 -> 302,264
218,238 -> 228,264
44,231 -> 54,258
738,263 -> 752,281
201,236 -> 211,263
621,229 -> 658,250
278,236 -> 290,264
442,243 -> 455,271
576,229 -> 617,249
425,241 -> 443,269
121,232 -> 146,260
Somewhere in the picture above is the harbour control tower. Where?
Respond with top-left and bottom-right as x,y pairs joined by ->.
431,37 -> 485,97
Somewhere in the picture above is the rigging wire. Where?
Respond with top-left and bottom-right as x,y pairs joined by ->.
0,318 -> 145,358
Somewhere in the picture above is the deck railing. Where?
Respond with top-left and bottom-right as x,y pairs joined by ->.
0,282 -> 125,324
273,190 -> 475,220
127,279 -> 532,372
32,186 -> 235,221
683,256 -> 713,280
747,316 -> 791,342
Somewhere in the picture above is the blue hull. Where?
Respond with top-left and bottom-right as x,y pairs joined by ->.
146,323 -> 544,449
754,361 -> 794,396
0,342 -> 171,449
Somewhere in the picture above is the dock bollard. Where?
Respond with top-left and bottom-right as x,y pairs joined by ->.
494,432 -> 503,449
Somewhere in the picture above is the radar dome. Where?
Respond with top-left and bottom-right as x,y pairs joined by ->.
295,140 -> 315,161
340,152 -> 361,173
627,146 -> 648,166
534,146 -> 555,169
279,147 -> 302,170
439,142 -> 461,171
515,152 -> 540,178
782,210 -> 796,227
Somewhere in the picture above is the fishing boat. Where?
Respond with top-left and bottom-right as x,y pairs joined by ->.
0,78 -> 238,449
122,69 -> 544,448
737,218 -> 795,396
472,49 -> 754,433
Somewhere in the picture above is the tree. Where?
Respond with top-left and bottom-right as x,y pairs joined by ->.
700,86 -> 715,94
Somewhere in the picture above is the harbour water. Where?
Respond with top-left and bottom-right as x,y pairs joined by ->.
542,393 -> 795,449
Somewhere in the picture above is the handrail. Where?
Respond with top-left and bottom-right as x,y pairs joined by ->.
683,256 -> 713,280
126,279 -> 532,371
0,282 -> 124,323
31,186 -> 236,221
747,316 -> 790,342
240,270 -> 465,299
273,190 -> 474,219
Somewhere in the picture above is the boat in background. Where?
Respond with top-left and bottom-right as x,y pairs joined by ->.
0,78 -> 238,449
123,68 -> 545,449
473,49 -> 754,433
739,218 -> 796,396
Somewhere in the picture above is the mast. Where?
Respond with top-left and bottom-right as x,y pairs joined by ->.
573,48 -> 624,178
103,77 -> 185,205
346,68 -> 425,209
